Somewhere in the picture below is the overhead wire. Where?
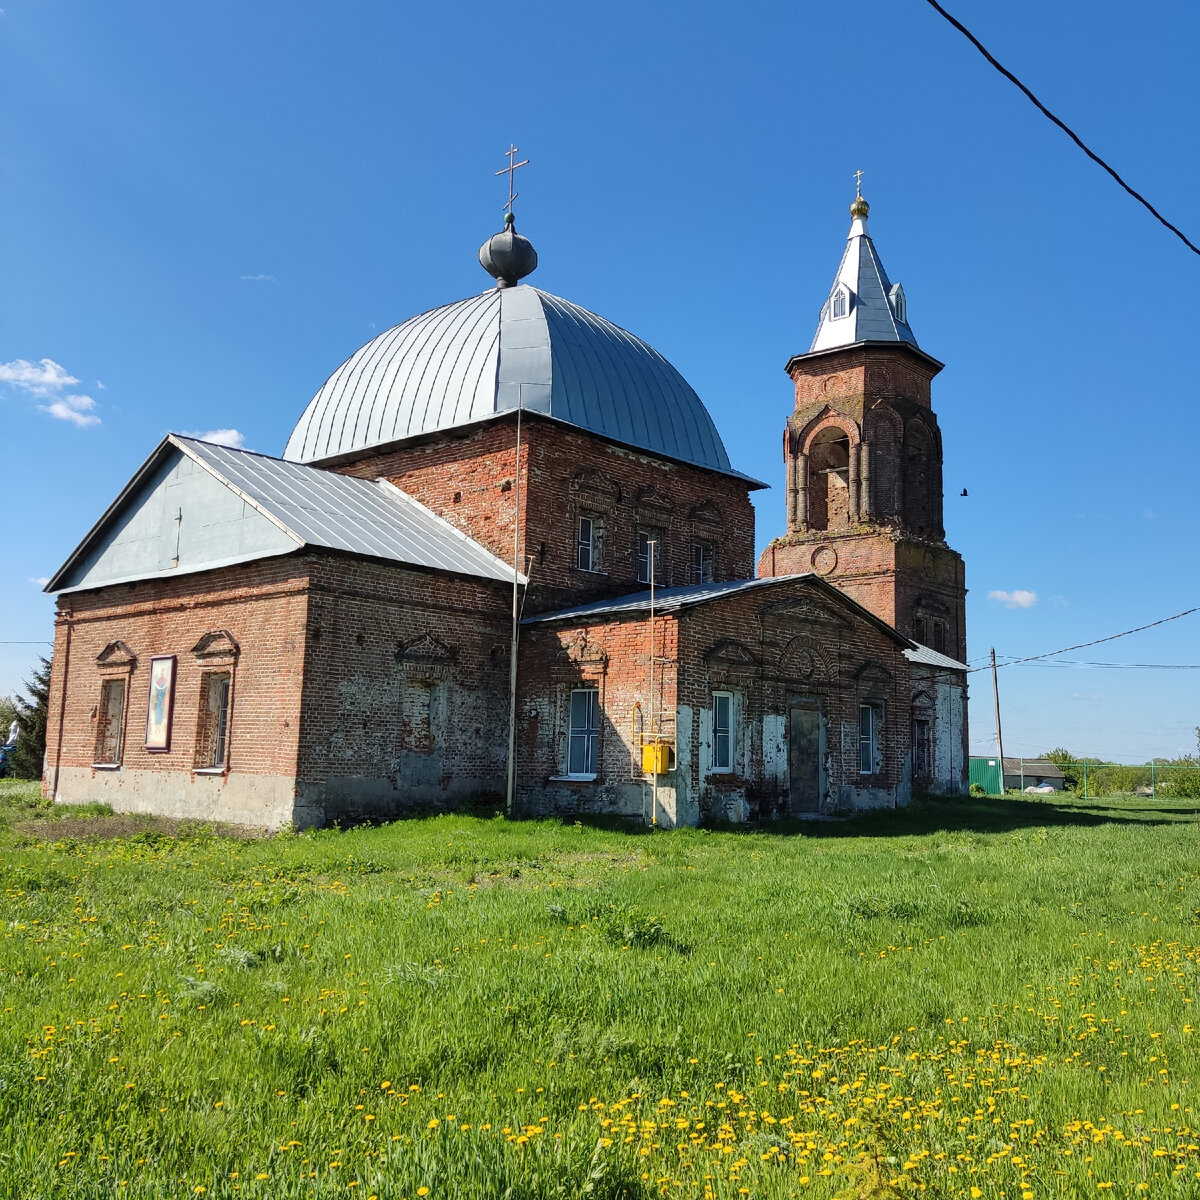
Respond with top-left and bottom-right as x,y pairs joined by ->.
966,607 -> 1199,674
920,0 -> 1200,257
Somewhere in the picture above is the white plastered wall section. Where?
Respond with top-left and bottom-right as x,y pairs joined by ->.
54,767 -> 300,830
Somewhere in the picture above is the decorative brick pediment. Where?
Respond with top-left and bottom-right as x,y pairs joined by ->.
687,499 -> 724,528
96,641 -> 137,671
553,629 -> 608,677
762,596 -> 850,630
569,469 -> 621,505
853,659 -> 894,689
397,633 -> 457,680
704,638 -> 759,673
191,630 -> 240,663
634,485 -> 674,518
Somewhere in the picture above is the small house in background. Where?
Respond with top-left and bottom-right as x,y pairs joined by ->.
969,756 -> 1065,794
1003,758 -> 1064,791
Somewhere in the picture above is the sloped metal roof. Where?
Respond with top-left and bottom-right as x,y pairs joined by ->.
523,574 -> 912,646
903,642 -> 968,672
177,437 -> 521,583
48,435 -> 523,591
283,285 -> 752,481
808,205 -> 919,353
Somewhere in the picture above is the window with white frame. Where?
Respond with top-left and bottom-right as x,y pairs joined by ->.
859,701 -> 883,774
831,287 -> 848,319
577,512 -> 604,572
692,539 -> 715,584
712,691 -> 734,773
94,678 -> 127,766
567,688 -> 600,777
636,527 -> 665,584
195,671 -> 232,770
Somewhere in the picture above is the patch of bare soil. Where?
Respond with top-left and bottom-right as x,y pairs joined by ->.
14,816 -> 267,841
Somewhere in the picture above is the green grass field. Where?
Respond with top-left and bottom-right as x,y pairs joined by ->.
1,779 -> 1197,1199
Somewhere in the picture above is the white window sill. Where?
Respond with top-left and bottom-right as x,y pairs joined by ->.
193,766 -> 228,776
550,773 -> 597,783
92,763 -> 122,771
709,767 -> 734,776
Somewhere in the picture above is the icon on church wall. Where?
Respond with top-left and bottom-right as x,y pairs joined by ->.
145,655 -> 176,752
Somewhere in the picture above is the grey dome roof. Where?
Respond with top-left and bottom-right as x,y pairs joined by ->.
283,284 -> 740,477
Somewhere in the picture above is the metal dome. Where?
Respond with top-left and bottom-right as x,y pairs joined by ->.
283,284 -> 739,476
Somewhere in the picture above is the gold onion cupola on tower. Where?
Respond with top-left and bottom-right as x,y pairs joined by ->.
758,182 -> 967,662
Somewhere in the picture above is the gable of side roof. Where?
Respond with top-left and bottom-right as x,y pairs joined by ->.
523,574 -> 913,647
47,435 -> 523,593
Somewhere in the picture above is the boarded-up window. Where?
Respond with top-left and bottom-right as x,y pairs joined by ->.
913,717 -> 932,781
94,679 -> 126,766
195,672 -> 232,769
402,680 -> 445,754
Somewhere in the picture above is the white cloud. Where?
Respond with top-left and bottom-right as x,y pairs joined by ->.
41,394 -> 100,427
2,357 -> 101,427
95,380 -> 106,390
0,357 -> 80,396
989,589 -> 1038,609
28,577 -> 49,587
183,428 -> 246,449
240,274 -> 278,283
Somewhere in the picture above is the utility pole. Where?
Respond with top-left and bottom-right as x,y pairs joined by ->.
990,647 -> 1006,794
648,540 -> 657,827
505,402 -> 523,819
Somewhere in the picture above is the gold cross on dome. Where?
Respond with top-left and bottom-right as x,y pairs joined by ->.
495,144 -> 530,214
853,169 -> 864,199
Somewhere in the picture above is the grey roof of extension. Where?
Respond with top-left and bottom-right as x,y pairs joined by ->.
903,643 -> 968,672
523,574 -> 912,646
808,203 -> 919,354
48,435 -> 523,591
284,284 -> 761,484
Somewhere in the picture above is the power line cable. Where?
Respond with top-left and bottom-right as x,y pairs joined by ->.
967,606 -> 1199,674
920,0 -> 1200,257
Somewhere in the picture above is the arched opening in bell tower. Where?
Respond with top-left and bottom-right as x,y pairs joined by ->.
808,427 -> 851,530
904,422 -> 933,534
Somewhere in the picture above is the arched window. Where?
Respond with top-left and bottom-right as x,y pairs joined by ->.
904,423 -> 932,533
830,287 -> 848,320
807,426 -> 851,531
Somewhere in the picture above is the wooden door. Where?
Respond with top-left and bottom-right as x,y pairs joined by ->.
788,704 -> 821,814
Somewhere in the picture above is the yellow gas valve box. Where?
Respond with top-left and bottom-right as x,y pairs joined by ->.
642,740 -> 673,775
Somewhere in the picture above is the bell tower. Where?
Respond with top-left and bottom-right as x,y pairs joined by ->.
758,188 -> 966,661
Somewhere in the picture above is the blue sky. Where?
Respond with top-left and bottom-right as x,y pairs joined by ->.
2,0 -> 1197,762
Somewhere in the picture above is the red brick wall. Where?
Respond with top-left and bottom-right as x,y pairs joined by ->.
297,555 -> 512,819
513,579 -> 912,822
675,579 -> 912,818
328,414 -> 758,614
514,614 -> 679,819
44,558 -> 309,798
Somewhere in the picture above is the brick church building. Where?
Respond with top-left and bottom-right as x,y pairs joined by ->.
42,188 -> 968,828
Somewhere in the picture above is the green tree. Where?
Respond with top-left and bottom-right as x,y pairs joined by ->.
10,656 -> 51,780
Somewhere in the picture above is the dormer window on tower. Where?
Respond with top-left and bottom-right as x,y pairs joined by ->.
830,285 -> 850,320
889,282 -> 906,324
